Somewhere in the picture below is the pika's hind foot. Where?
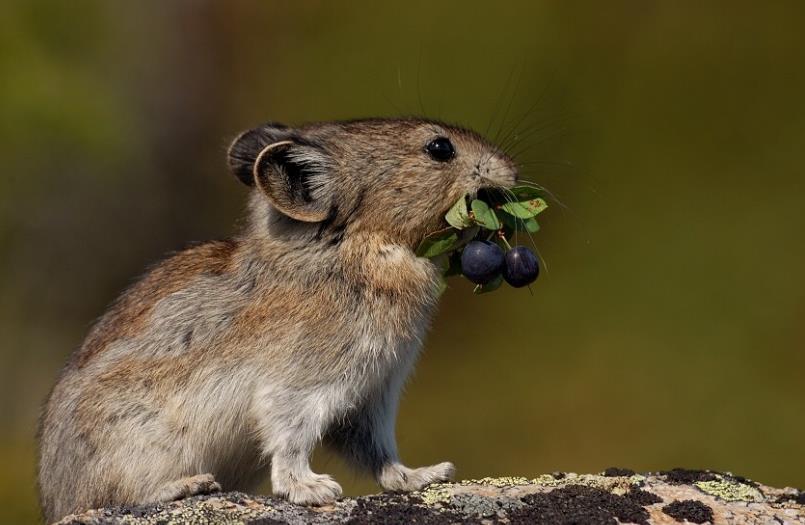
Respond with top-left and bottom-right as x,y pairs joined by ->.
151,473 -> 222,502
274,472 -> 342,505
379,461 -> 455,492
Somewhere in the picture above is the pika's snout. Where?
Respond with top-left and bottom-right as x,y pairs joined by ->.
474,152 -> 518,190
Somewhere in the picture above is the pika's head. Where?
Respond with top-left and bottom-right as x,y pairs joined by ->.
228,118 -> 517,247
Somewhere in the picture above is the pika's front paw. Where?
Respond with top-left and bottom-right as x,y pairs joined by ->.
379,461 -> 455,492
276,473 -> 343,506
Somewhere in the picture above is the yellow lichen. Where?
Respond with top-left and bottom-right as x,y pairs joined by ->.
460,476 -> 535,487
419,476 -> 542,504
629,474 -> 647,485
532,474 -> 565,487
418,474 -> 643,505
695,478 -> 764,502
419,485 -> 453,505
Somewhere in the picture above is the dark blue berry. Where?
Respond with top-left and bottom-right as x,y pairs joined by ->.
461,240 -> 505,284
502,246 -> 539,287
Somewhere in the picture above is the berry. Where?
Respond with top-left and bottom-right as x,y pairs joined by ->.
460,240 -> 505,284
502,246 -> 539,287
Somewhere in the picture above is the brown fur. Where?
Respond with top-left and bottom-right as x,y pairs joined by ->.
74,240 -> 238,368
38,118 -> 517,522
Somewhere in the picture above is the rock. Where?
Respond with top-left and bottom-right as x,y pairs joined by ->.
55,470 -> 804,524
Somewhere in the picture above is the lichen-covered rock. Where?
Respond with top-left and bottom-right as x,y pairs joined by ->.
55,470 -> 804,524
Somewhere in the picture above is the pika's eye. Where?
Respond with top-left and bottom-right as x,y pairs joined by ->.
425,137 -> 455,162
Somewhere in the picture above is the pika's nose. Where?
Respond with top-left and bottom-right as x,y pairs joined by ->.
483,155 -> 518,188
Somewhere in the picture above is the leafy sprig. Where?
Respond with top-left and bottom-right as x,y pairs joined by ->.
416,186 -> 548,294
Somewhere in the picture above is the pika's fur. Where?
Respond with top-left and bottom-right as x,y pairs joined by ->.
37,118 -> 517,522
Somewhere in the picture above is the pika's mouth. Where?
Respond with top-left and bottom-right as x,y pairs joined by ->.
475,186 -> 512,209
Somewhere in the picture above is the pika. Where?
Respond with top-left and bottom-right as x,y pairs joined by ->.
37,118 -> 517,522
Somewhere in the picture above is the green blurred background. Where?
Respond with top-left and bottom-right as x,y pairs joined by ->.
2,1 -> 804,522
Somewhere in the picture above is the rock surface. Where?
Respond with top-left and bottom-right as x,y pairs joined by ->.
56,469 -> 804,524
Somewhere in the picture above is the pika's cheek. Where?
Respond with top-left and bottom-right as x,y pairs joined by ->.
450,171 -> 482,196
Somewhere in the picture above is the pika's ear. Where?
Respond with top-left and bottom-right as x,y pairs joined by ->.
227,123 -> 291,186
253,140 -> 335,223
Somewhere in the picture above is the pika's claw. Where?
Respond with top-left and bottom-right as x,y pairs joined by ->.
379,461 -> 455,492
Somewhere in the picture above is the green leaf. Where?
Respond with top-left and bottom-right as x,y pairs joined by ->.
498,208 -> 540,233
445,196 -> 473,229
471,199 -> 501,230
416,228 -> 459,258
473,274 -> 504,294
500,197 -> 548,219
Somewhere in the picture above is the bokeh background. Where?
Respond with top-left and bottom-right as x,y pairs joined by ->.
3,1 -> 805,522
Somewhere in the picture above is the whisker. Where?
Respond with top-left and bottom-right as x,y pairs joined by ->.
480,63 -> 528,168
508,128 -> 572,161
532,243 -> 549,275
497,70 -> 557,153
485,66 -> 518,140
505,115 -> 577,158
510,179 -> 569,211
495,185 -> 523,247
517,160 -> 575,169
492,62 -> 525,147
